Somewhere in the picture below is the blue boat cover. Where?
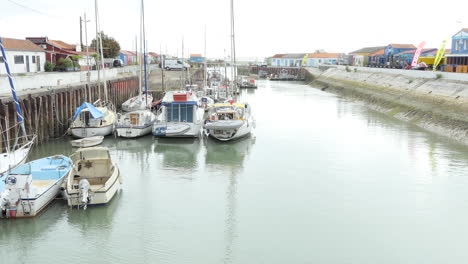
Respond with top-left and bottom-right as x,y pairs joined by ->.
73,102 -> 104,120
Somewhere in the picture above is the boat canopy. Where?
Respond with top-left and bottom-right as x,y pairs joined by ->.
73,102 -> 104,120
162,101 -> 197,106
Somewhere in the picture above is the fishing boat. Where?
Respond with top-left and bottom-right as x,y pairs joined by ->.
116,0 -> 156,138
0,37 -> 36,177
204,102 -> 255,141
237,76 -> 257,88
116,110 -> 156,138
71,136 -> 104,148
153,91 -> 205,137
65,147 -> 121,209
0,155 -> 72,218
70,101 -> 116,138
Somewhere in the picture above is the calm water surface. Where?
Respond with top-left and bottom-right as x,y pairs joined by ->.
2,80 -> 468,263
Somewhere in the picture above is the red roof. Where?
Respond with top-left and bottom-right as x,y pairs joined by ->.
190,54 -> 202,57
1,37 -> 45,52
149,52 -> 159,57
308,53 -> 340,58
272,54 -> 285,58
120,50 -> 136,56
48,39 -> 75,50
369,49 -> 385,56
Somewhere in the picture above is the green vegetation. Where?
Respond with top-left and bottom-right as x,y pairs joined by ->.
354,68 -> 358,72
56,58 -> 74,71
44,61 -> 55,72
91,31 -> 121,58
436,73 -> 443,79
345,66 -> 351,72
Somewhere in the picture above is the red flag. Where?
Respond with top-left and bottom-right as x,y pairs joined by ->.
411,41 -> 426,67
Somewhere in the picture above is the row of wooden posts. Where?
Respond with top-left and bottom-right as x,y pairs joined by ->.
0,77 -> 142,152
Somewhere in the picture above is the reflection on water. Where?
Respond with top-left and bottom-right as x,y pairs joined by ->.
4,80 -> 468,263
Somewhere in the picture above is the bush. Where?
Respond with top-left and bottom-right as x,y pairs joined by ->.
345,66 -> 351,72
56,58 -> 74,71
44,61 -> 55,72
354,68 -> 358,72
436,73 -> 443,79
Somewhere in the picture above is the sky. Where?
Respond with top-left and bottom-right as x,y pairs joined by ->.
0,0 -> 467,60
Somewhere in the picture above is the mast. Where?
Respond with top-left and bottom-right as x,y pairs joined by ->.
0,37 -> 27,141
84,12 -> 91,102
160,43 -> 165,92
94,0 -> 101,100
96,0 -> 108,102
203,25 -> 207,88
138,0 -> 143,100
230,0 -> 237,96
141,0 -> 148,105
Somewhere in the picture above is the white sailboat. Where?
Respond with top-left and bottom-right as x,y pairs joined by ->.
116,0 -> 156,138
204,102 -> 254,141
70,0 -> 116,138
0,37 -> 36,177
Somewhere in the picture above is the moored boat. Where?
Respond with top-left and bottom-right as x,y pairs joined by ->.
204,102 -> 255,141
0,155 -> 72,218
116,110 -> 156,138
71,136 -> 104,148
122,93 -> 153,112
70,102 -> 116,138
153,91 -> 205,137
65,147 -> 121,209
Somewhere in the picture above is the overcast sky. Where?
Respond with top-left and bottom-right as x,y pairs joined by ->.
1,0 -> 467,59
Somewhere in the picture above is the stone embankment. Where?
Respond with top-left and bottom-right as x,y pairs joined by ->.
306,66 -> 468,145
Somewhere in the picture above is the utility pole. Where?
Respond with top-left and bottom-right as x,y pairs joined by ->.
84,12 -> 91,101
80,16 -> 83,51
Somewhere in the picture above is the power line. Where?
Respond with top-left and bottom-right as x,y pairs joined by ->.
6,0 -> 58,18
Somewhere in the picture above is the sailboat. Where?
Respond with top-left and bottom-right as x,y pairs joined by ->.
197,25 -> 215,110
0,37 -> 36,177
69,0 -> 117,138
116,0 -> 156,138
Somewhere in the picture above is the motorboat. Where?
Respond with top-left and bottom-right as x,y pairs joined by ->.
70,101 -> 117,138
116,109 -> 156,138
0,155 -> 72,218
71,136 -> 104,148
65,147 -> 121,208
237,75 -> 257,88
198,94 -> 215,112
153,91 -> 205,137
121,92 -> 153,112
204,102 -> 255,141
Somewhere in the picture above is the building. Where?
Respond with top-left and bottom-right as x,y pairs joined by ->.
26,37 -> 75,64
392,48 -> 437,68
446,28 -> 468,71
306,53 -> 341,67
368,48 -> 386,66
189,54 -> 204,63
119,50 -> 137,65
0,37 -> 46,74
148,52 -> 160,64
271,54 -> 285,66
349,46 -> 386,66
384,44 -> 416,67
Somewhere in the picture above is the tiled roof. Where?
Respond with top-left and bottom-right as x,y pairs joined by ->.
272,54 -> 285,58
48,39 -> 75,50
308,53 -> 340,58
1,37 -> 45,52
389,44 -> 416,49
120,50 -> 136,56
350,46 -> 386,54
369,49 -> 385,56
190,54 -> 202,57
282,53 -> 307,59
149,52 -> 159,57
394,48 -> 437,56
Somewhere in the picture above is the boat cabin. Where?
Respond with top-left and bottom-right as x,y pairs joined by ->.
70,147 -> 115,187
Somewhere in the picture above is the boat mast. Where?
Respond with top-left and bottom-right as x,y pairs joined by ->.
96,0 -> 108,103
203,25 -> 207,88
230,0 -> 237,96
84,12 -> 92,102
94,0 -> 101,100
0,37 -> 28,142
141,0 -> 148,105
138,0 -> 143,101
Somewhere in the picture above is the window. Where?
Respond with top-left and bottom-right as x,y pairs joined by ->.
0,56 -> 4,63
166,104 -> 193,122
32,56 -> 36,63
14,55 -> 24,64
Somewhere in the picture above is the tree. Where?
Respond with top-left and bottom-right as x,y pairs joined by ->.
91,31 -> 121,58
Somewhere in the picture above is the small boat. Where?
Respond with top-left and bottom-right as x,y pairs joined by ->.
122,93 -> 153,112
0,155 -> 72,218
237,76 -> 257,88
71,136 -> 104,148
153,91 -> 205,138
116,110 -> 156,138
65,147 -> 121,208
204,102 -> 255,141
269,69 -> 304,81
198,95 -> 215,111
70,101 -> 117,138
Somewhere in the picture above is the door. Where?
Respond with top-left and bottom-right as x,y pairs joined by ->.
36,56 -> 40,71
26,55 -> 30,72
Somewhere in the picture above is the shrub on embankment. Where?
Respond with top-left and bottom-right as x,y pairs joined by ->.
305,68 -> 468,145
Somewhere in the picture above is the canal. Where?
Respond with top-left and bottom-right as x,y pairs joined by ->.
2,80 -> 468,263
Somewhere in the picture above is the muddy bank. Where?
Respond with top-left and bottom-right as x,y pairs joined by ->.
306,67 -> 468,145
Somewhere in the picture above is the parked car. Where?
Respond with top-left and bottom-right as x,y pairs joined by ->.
163,59 -> 190,70
113,59 -> 123,67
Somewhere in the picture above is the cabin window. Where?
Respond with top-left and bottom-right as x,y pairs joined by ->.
166,104 -> 193,122
14,55 -> 24,64
0,56 -> 3,63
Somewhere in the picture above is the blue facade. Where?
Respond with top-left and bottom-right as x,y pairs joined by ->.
451,29 -> 468,55
189,56 -> 205,63
384,44 -> 415,57
118,53 -> 128,65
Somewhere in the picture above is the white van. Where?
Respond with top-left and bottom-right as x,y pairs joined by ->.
163,59 -> 190,70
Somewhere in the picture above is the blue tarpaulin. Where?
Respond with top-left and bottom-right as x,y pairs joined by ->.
73,102 -> 104,120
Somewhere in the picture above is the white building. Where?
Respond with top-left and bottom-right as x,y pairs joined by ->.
270,53 -> 307,67
0,38 -> 46,74
306,53 -> 341,67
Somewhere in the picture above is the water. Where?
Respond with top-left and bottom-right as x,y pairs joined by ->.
3,80 -> 468,263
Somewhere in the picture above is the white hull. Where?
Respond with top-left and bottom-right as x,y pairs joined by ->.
116,125 -> 152,138
10,176 -> 66,218
0,147 -> 30,176
71,136 -> 104,148
71,125 -> 114,138
208,121 -> 252,141
122,94 -> 153,112
153,122 -> 202,137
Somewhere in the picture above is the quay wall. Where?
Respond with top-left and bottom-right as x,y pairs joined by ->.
306,67 -> 468,144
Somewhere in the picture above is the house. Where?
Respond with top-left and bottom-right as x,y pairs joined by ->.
148,52 -> 160,64
0,37 -> 46,74
392,48 -> 437,68
189,54 -> 204,63
26,37 -> 75,64
281,54 -> 307,67
446,28 -> 468,71
368,48 -> 386,66
271,54 -> 285,66
384,44 -> 416,67
349,46 -> 386,66
119,50 -> 137,65
306,53 -> 341,67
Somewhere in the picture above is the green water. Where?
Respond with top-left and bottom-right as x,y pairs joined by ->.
2,80 -> 468,263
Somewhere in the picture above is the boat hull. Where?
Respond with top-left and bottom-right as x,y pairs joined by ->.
71,136 -> 104,148
116,124 -> 153,138
71,125 -> 114,138
153,122 -> 201,138
208,122 -> 252,141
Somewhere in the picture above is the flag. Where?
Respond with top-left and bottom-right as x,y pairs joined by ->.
301,54 -> 308,66
411,41 -> 426,67
433,39 -> 448,71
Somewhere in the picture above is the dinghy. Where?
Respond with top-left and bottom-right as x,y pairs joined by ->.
71,136 -> 104,148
